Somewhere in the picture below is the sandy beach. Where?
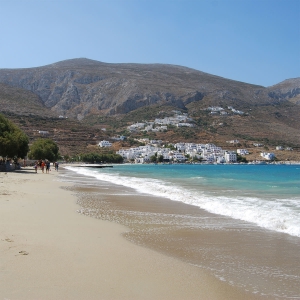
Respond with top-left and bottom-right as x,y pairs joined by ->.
0,167 -> 263,300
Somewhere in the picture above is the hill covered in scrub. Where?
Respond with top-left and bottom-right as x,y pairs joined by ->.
0,58 -> 299,158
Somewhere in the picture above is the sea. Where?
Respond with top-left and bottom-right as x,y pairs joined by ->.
63,163 -> 300,299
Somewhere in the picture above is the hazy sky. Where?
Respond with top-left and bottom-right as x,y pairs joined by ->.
1,0 -> 299,86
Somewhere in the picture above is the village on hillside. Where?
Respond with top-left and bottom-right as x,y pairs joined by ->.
99,138 -> 292,164
28,108 -> 298,164
96,110 -> 294,164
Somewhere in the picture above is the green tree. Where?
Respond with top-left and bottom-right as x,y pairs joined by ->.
64,154 -> 70,162
157,155 -> 164,163
150,155 -> 157,163
0,114 -> 29,159
80,152 -> 123,163
236,154 -> 248,163
28,138 -> 59,161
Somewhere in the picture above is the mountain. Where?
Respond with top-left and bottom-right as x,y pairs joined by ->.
2,57 -> 297,119
267,78 -> 300,105
0,58 -> 299,157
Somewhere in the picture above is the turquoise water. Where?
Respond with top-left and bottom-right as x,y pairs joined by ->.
67,164 -> 300,237
108,163 -> 300,195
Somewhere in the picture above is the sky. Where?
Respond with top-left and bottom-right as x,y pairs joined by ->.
0,0 -> 299,87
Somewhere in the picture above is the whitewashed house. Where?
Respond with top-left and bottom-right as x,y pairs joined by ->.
177,123 -> 194,127
38,130 -> 49,136
175,143 -> 186,152
225,152 -> 237,163
237,149 -> 249,155
260,152 -> 275,160
127,123 -> 145,132
203,154 -> 215,163
216,156 -> 226,163
207,106 -> 224,112
144,125 -> 153,131
226,140 -> 240,144
98,140 -> 112,148
169,152 -> 186,162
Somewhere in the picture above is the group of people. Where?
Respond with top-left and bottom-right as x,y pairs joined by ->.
34,160 -> 59,173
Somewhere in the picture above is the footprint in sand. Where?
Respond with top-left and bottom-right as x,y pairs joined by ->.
5,238 -> 14,242
18,251 -> 29,255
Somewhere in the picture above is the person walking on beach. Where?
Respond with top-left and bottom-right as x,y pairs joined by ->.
55,162 -> 59,171
34,162 -> 38,173
46,160 -> 50,173
41,160 -> 45,173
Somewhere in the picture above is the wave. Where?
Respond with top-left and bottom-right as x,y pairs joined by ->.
65,166 -> 300,238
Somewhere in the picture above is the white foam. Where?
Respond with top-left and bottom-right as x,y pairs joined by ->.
65,166 -> 300,237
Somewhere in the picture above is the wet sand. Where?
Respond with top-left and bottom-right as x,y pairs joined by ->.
63,167 -> 300,299
0,167 -> 260,300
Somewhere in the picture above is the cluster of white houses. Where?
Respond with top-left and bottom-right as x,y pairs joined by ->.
207,106 -> 245,116
127,113 -> 194,133
97,139 -> 290,163
115,142 -> 238,164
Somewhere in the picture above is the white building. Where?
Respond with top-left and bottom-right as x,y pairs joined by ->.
112,135 -> 126,141
127,123 -> 145,131
170,152 -> 186,162
260,152 -> 275,160
216,156 -> 226,163
144,125 -> 153,131
207,106 -> 224,112
177,123 -> 194,127
237,149 -> 249,155
175,143 -> 186,152
98,140 -> 112,148
231,109 -> 244,115
225,152 -> 237,163
226,140 -> 240,144
38,130 -> 49,135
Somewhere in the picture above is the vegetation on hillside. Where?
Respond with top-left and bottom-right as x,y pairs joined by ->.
0,113 -> 29,159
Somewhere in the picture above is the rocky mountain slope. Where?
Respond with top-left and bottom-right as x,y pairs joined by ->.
0,58 -> 299,157
1,58 -> 299,120
0,82 -> 54,117
267,78 -> 300,105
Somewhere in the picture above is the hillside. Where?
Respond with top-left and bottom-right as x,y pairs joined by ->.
0,83 -> 54,117
0,58 -> 299,158
0,58 -> 268,118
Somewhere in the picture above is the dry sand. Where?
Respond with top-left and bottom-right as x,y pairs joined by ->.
0,167 -> 257,300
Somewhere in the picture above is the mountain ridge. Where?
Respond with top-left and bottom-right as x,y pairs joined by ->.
0,58 -> 299,156
0,58 -> 284,120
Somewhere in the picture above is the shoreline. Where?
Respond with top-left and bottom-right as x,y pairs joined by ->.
66,160 -> 300,166
0,167 -> 258,299
62,165 -> 300,299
